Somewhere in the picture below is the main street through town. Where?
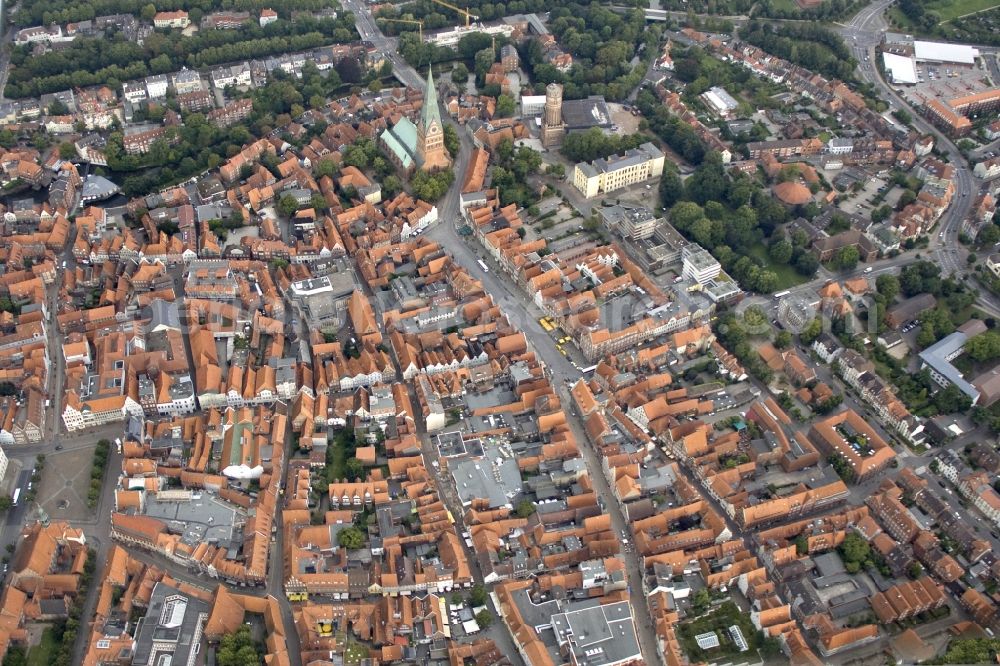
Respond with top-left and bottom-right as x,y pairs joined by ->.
347,1 -> 665,661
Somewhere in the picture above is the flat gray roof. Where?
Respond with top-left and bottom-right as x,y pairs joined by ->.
451,443 -> 522,509
919,330 -> 981,401
551,601 -> 642,666
144,494 -> 241,548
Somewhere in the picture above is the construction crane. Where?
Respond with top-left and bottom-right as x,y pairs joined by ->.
429,0 -> 479,27
379,17 -> 424,41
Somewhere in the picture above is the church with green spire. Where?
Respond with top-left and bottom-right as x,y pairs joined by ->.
378,67 -> 452,174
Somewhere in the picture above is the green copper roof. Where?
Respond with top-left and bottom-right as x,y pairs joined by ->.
381,116 -> 417,169
421,67 -> 441,132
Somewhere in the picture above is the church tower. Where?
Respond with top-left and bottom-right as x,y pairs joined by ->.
417,67 -> 452,171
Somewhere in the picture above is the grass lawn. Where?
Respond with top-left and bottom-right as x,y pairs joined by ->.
746,243 -> 808,290
891,0 -> 1000,26
767,0 -> 800,11
930,0 -> 1000,21
343,638 -> 369,666
27,628 -> 59,666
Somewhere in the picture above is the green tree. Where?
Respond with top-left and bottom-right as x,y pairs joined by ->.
669,201 -> 704,230
140,3 -> 157,22
875,274 -> 900,303
691,588 -> 711,613
337,526 -> 366,549
515,499 -> 535,518
382,175 -> 403,198
768,239 -> 793,264
475,609 -> 493,628
217,626 -> 261,666
965,331 -> 1000,362
2,646 -> 26,666
314,157 -> 338,179
916,321 -> 937,349
833,245 -> 859,271
277,194 -> 299,218
0,496 -> 11,511
495,94 -> 516,118
838,532 -> 870,570
474,47 -> 495,80
799,317 -> 822,344
979,223 -> 1000,246
411,170 -> 454,202
934,384 -> 972,414
345,457 -> 365,481
58,142 -> 77,160
48,99 -> 69,116
443,124 -> 459,157
774,330 -> 792,349
659,168 -> 683,208
908,562 -> 924,579
469,584 -> 488,607
451,62 -> 469,84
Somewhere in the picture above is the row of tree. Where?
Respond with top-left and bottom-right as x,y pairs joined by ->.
17,0 -> 331,27
6,17 -> 356,98
560,128 -> 649,164
740,22 -> 858,84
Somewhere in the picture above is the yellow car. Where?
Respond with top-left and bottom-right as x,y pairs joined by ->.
559,348 -> 568,356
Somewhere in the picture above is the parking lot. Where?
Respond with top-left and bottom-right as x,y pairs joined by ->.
895,57 -> 996,132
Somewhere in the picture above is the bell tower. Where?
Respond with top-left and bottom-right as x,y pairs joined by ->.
417,67 -> 452,171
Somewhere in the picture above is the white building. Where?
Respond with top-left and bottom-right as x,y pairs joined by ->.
63,395 -> 144,432
572,143 -> 665,199
259,8 -> 278,26
882,52 -> 917,84
827,138 -> 854,155
426,23 -> 513,48
701,86 -> 739,119
172,69 -> 202,95
211,63 -> 253,89
145,75 -> 169,100
155,375 -> 197,416
153,10 -> 191,29
988,253 -> 1000,278
520,94 -> 546,117
974,157 -> 1000,180
681,245 -> 721,286
122,81 -> 148,105
0,446 -> 7,484
914,40 -> 979,66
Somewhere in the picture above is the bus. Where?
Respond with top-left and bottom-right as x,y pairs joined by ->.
579,364 -> 598,375
11,488 -> 20,507
477,259 -> 489,273
772,290 -> 790,300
